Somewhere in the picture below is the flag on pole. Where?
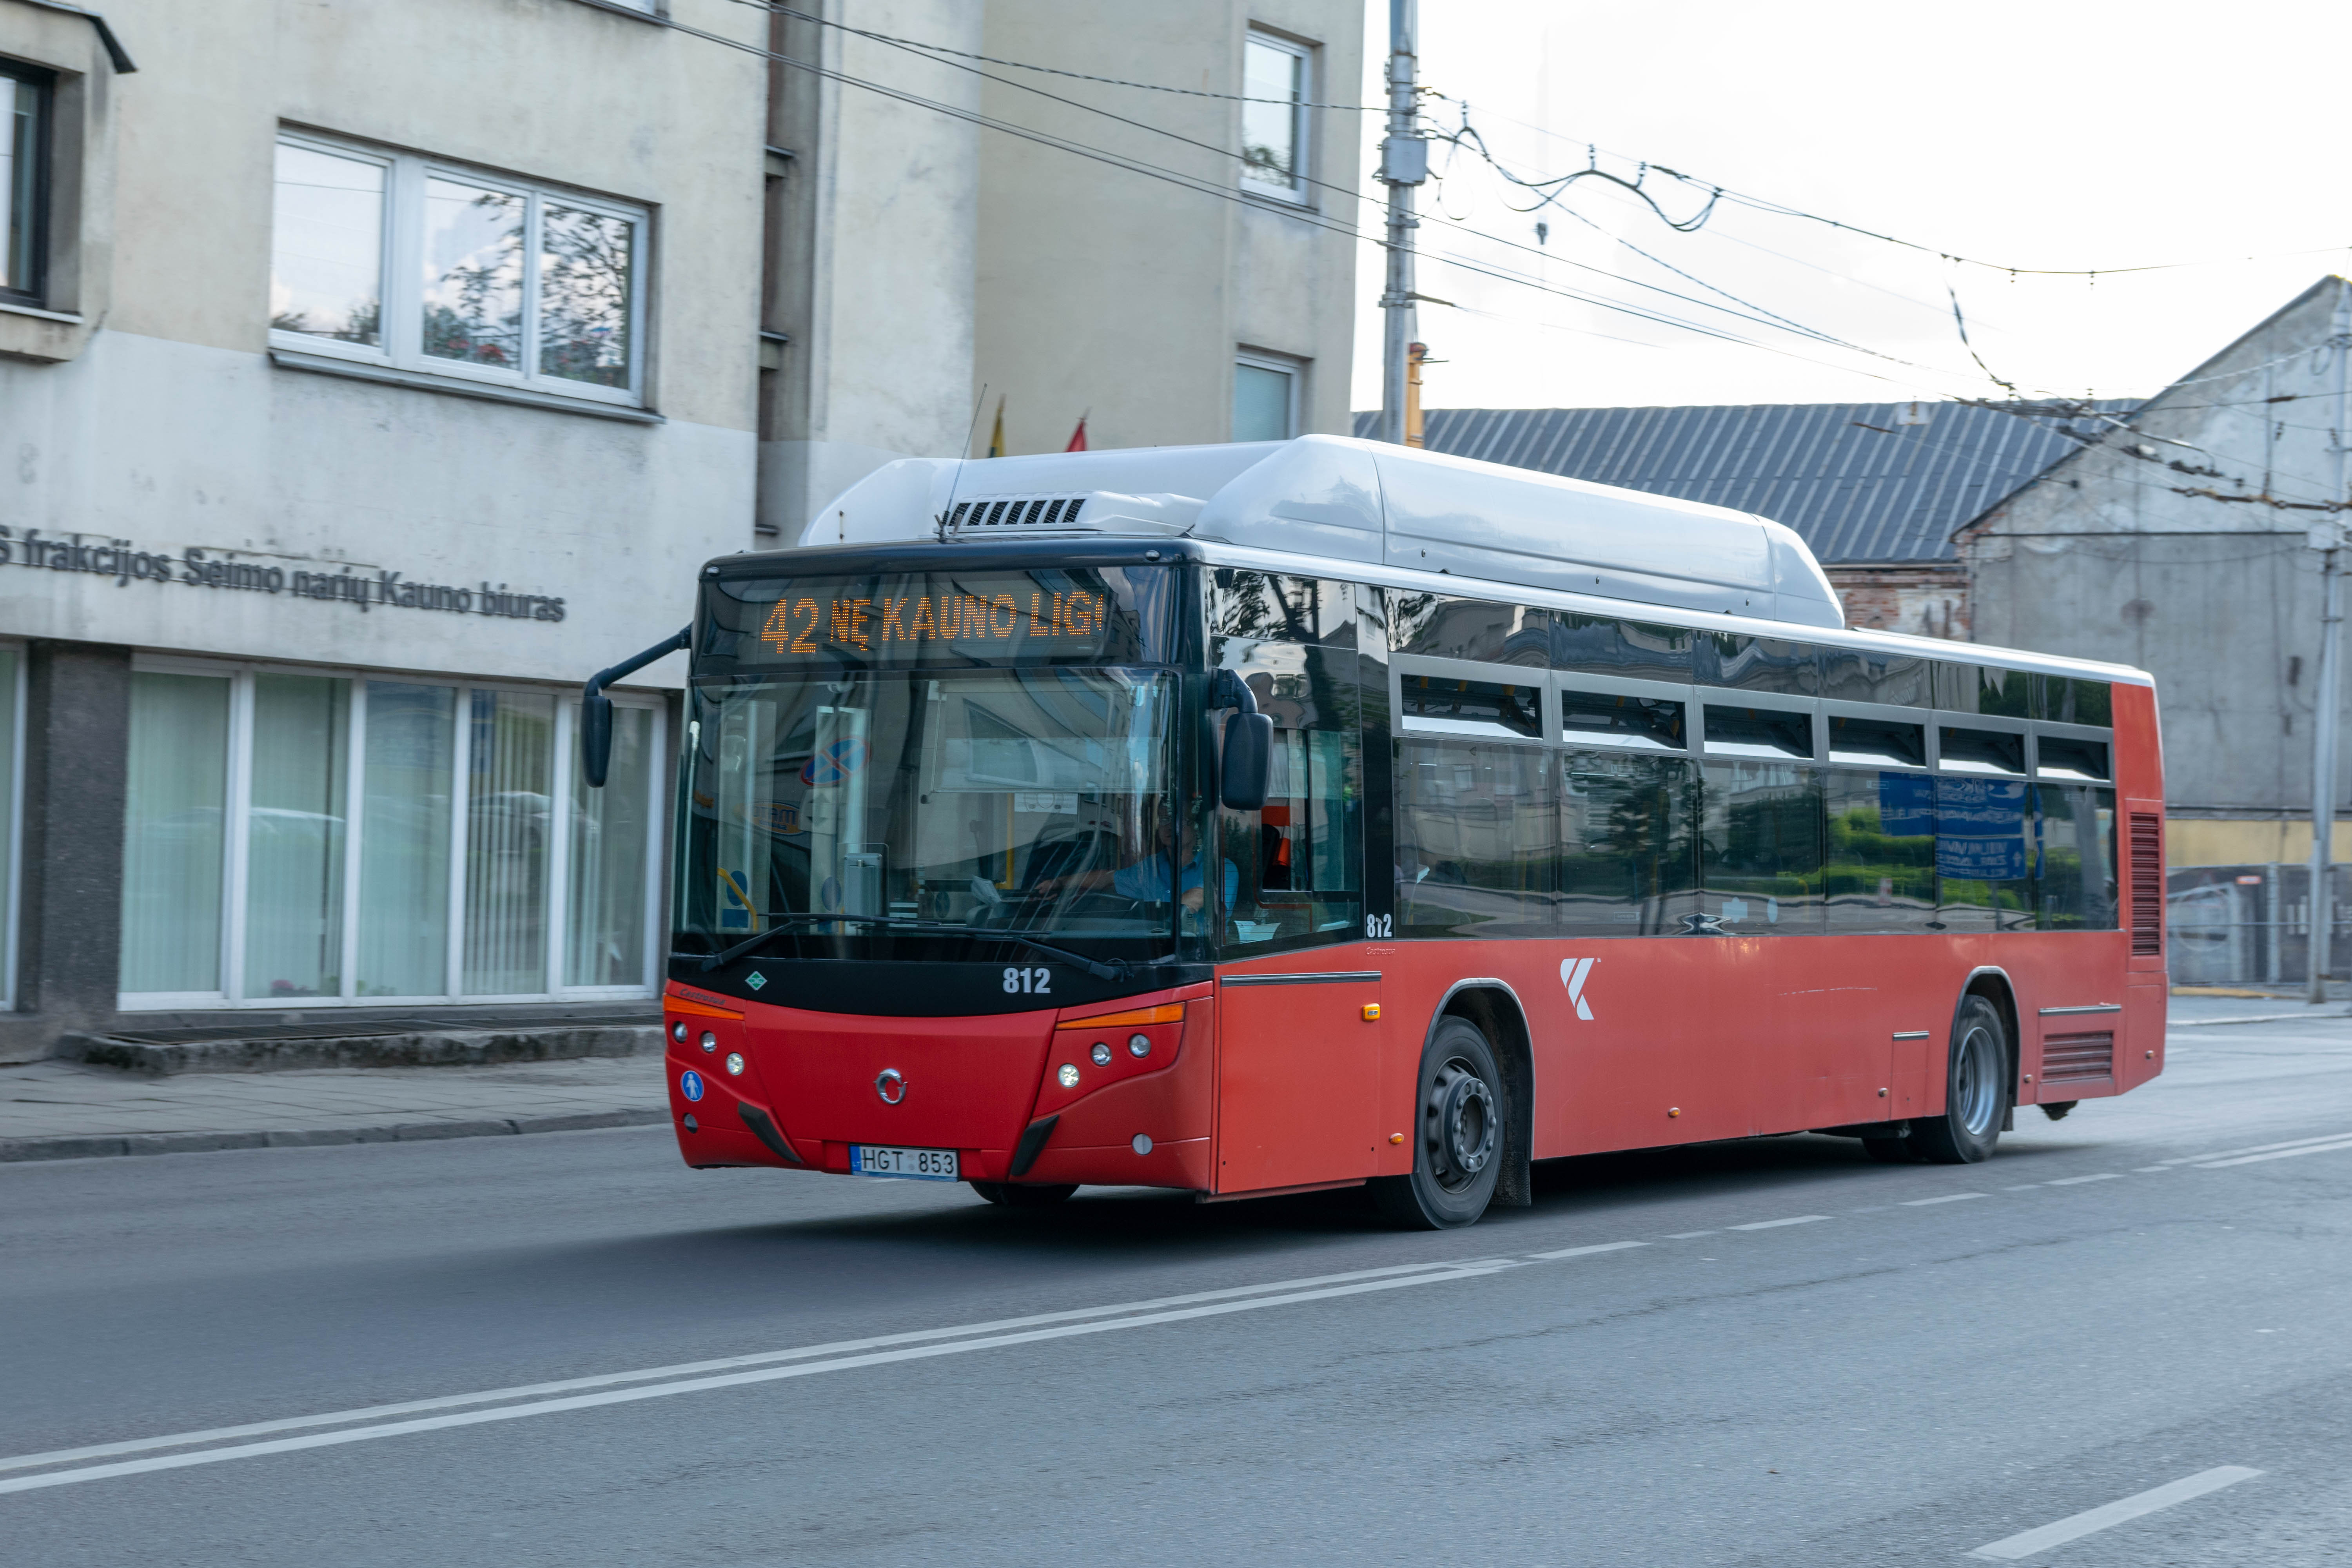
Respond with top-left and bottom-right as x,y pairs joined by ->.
1065,413 -> 1089,452
986,396 -> 1005,459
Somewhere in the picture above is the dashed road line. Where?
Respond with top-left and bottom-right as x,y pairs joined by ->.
2160,1129 -> 2352,1165
1967,1465 -> 2262,1560
1901,1192 -> 1988,1206
2196,1135 -> 2352,1169
1664,1230 -> 1717,1239
1525,1240 -> 1648,1261
2045,1172 -> 2123,1186
1728,1215 -> 1831,1231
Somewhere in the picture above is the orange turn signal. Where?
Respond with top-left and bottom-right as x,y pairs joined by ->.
1361,1004 -> 1381,1021
1057,1002 -> 1185,1030
667,996 -> 744,1020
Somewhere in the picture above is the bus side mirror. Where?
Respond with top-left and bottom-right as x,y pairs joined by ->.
579,625 -> 690,791
1220,711 -> 1272,812
581,690 -> 614,789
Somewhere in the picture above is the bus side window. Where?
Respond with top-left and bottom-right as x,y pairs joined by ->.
1397,738 -> 1555,937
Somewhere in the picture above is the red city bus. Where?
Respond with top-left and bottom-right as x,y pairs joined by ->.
583,437 -> 2162,1229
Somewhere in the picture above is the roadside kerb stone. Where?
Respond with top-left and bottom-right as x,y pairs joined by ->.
0,1107 -> 668,1163
54,1024 -> 662,1076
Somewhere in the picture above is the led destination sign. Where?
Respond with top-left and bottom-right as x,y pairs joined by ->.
710,567 -> 1172,669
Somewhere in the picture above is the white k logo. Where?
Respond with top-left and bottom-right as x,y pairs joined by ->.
1560,956 -> 1597,1021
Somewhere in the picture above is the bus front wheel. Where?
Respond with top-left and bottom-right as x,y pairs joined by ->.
1372,1017 -> 1506,1230
1912,995 -> 2010,1164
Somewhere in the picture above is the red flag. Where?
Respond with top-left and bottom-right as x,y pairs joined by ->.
1065,414 -> 1089,452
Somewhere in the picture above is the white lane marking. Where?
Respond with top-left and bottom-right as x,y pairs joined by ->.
1901,1192 -> 1988,1206
0,1265 -> 1514,1496
1664,1230 -> 1717,1239
2196,1135 -> 2352,1169
0,1256 -> 1494,1477
2133,1166 -> 2172,1172
1967,1465 -> 2262,1560
2002,1184 -> 2042,1191
2045,1173 -> 2123,1186
1524,1240 -> 1648,1261
2160,1130 -> 2352,1165
1728,1215 -> 1830,1231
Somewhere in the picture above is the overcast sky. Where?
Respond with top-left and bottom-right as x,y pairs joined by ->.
1348,2 -> 2352,414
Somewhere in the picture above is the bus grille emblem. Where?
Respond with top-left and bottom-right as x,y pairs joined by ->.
875,1068 -> 907,1105
1560,958 -> 1597,1021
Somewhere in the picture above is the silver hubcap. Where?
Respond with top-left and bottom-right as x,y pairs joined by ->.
1954,1024 -> 2000,1136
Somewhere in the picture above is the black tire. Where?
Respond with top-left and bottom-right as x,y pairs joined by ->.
1861,1136 -> 1916,1164
1913,995 -> 2010,1164
970,1180 -> 1075,1208
1371,1017 -> 1506,1230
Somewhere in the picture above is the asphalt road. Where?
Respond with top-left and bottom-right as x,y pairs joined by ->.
5,1013 -> 2350,1566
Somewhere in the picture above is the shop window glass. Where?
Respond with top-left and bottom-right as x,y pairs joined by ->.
1699,763 -> 1824,933
462,690 -> 553,995
1934,777 -> 2034,931
0,649 -> 15,1005
1558,753 -> 1698,937
2036,784 -> 2118,931
1396,740 -> 1553,936
567,703 -> 652,986
122,673 -> 231,993
243,675 -> 349,999
359,681 -> 456,997
1823,770 -> 1938,933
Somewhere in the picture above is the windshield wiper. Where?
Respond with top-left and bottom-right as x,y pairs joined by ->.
696,913 -> 1151,983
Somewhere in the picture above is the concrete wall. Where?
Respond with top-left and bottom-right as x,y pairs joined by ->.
971,0 -> 1362,457
759,1 -> 982,541
1963,277 -> 2350,860
1,0 -> 768,682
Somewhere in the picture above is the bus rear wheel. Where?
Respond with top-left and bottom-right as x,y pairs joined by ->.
1913,995 -> 2009,1164
969,1181 -> 1077,1207
1372,1017 -> 1506,1230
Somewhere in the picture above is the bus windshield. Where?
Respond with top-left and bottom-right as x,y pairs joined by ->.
677,662 -> 1187,966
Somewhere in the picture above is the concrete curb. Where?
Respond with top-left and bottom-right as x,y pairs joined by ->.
0,1107 -> 669,1163
53,1024 -> 663,1076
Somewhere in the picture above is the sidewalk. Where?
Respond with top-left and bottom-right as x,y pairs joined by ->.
0,1054 -> 668,1162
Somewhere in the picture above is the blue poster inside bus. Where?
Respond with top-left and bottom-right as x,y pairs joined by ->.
1932,777 -> 2027,880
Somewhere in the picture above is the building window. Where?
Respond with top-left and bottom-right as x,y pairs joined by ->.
269,132 -> 648,405
1234,352 -> 1301,441
2,64 -> 51,305
119,659 -> 663,1008
0,646 -> 20,1009
1240,30 -> 1311,203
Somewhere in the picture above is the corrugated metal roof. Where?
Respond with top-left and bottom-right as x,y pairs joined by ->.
1349,401 -> 2137,564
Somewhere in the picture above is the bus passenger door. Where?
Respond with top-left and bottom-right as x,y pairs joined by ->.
1214,975 -> 1383,1192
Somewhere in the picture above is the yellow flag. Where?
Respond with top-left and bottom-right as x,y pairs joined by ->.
987,395 -> 1005,459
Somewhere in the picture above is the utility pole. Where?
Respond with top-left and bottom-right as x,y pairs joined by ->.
2308,275 -> 2352,1002
1376,0 -> 1426,446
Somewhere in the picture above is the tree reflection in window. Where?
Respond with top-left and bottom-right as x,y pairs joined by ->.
539,203 -> 635,387
421,180 -> 524,367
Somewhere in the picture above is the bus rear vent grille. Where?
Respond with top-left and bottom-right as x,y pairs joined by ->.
2130,812 -> 2164,955
947,495 -> 1088,532
2042,1031 -> 2116,1083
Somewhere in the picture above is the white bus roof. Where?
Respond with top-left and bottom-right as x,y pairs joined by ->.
789,435 -> 2151,687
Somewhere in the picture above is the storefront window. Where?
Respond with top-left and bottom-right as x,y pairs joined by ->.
121,672 -> 232,995
119,662 -> 659,1008
567,703 -> 652,987
0,648 -> 21,1009
359,681 -> 455,998
463,690 -> 552,996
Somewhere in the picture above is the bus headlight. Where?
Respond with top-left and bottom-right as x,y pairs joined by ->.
1128,1033 -> 1151,1058
1058,1063 -> 1081,1088
1091,1042 -> 1112,1066
699,1031 -> 718,1053
724,1052 -> 745,1076
671,1020 -> 688,1043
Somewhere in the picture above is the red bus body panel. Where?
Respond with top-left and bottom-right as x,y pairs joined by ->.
668,684 -> 2164,1196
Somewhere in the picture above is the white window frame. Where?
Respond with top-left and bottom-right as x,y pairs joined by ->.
0,641 -> 22,1010
1234,349 -> 1303,441
269,130 -> 651,410
1240,28 -> 1314,206
118,655 -> 664,1011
